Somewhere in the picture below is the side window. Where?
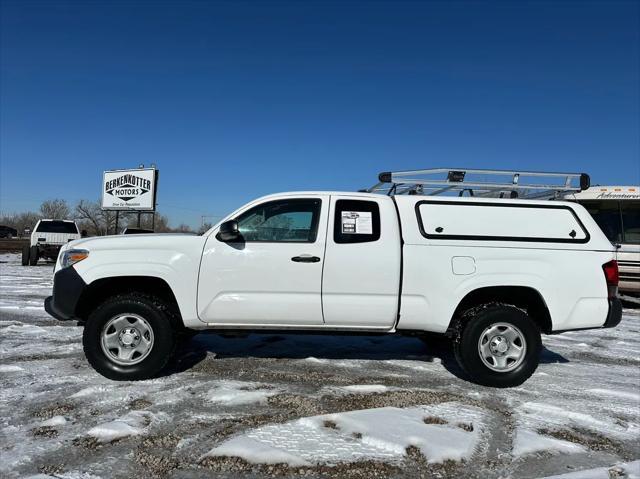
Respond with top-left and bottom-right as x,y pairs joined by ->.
235,199 -> 321,243
334,200 -> 381,244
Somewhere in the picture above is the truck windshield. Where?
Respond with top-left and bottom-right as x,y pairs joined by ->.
36,221 -> 78,234
580,200 -> 639,245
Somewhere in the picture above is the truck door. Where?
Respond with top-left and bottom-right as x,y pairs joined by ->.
198,196 -> 328,326
322,196 -> 401,328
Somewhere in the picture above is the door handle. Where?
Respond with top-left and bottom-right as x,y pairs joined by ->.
291,255 -> 321,263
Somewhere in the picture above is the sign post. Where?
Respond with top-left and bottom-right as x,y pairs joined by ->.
101,167 -> 159,234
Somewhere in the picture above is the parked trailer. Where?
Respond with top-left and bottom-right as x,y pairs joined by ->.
565,186 -> 639,304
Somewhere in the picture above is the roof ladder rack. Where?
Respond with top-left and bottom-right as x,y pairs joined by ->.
362,168 -> 590,199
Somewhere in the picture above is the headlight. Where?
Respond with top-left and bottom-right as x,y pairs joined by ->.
61,249 -> 89,269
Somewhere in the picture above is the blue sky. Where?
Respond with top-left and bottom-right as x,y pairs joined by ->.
1,1 -> 638,228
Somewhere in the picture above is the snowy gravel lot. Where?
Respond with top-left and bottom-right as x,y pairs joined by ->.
1,253 -> 638,479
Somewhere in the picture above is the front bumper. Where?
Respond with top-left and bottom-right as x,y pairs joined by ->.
44,296 -> 69,321
44,266 -> 87,321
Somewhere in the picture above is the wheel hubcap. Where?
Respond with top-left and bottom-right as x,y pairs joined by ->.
478,322 -> 526,372
101,314 -> 154,365
119,327 -> 141,346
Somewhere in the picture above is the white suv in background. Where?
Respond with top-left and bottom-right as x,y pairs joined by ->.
23,219 -> 81,266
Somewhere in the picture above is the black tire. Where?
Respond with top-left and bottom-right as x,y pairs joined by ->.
22,245 -> 30,266
83,293 -> 177,381
29,245 -> 38,266
453,304 -> 541,388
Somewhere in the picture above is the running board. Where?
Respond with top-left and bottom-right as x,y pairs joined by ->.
199,323 -> 396,334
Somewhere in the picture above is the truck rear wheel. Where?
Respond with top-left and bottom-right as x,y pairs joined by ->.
453,304 -> 541,388
83,293 -> 177,381
28,246 -> 38,266
22,245 -> 30,266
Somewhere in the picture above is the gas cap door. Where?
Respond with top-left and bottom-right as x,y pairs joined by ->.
452,256 -> 476,275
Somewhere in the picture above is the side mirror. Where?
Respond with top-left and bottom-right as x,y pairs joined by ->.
81,230 -> 88,238
216,220 -> 241,242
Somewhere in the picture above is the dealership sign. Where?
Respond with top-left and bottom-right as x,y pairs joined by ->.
102,168 -> 158,211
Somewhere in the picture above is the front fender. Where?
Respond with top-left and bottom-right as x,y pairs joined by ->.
73,249 -> 201,327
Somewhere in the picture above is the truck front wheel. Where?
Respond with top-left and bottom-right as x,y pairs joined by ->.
22,245 -> 30,266
83,293 -> 177,380
453,304 -> 541,388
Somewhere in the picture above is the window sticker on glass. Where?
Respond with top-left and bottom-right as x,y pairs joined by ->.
341,211 -> 373,234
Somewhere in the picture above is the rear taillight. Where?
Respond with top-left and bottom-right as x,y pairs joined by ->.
602,260 -> 619,299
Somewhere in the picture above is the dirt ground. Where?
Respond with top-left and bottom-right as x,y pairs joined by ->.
0,238 -> 27,253
1,253 -> 639,479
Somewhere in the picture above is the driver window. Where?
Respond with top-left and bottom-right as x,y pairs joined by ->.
236,199 -> 321,243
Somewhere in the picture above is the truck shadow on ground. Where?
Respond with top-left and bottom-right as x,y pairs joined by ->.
169,332 -> 569,383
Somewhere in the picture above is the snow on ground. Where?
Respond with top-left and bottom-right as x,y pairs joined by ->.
204,402 -> 485,465
512,429 -> 586,457
206,380 -> 280,405
0,253 -> 639,478
87,410 -> 166,442
326,384 -> 391,393
39,415 -> 67,427
540,460 -> 640,479
0,253 -> 53,316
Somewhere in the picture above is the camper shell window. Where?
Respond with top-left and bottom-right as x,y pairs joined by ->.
416,201 -> 589,243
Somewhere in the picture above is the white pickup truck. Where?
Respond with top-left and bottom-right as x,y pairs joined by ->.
45,169 -> 623,387
22,219 -> 81,266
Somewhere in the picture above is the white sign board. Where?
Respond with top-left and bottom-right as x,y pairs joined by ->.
102,168 -> 157,211
341,211 -> 373,234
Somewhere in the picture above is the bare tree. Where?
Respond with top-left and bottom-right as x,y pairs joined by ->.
0,212 -> 41,236
75,200 -> 105,235
106,211 -> 172,233
174,223 -> 193,233
5,199 -> 181,237
198,222 -> 213,234
134,213 -> 170,232
74,200 -> 118,235
40,199 -> 70,219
